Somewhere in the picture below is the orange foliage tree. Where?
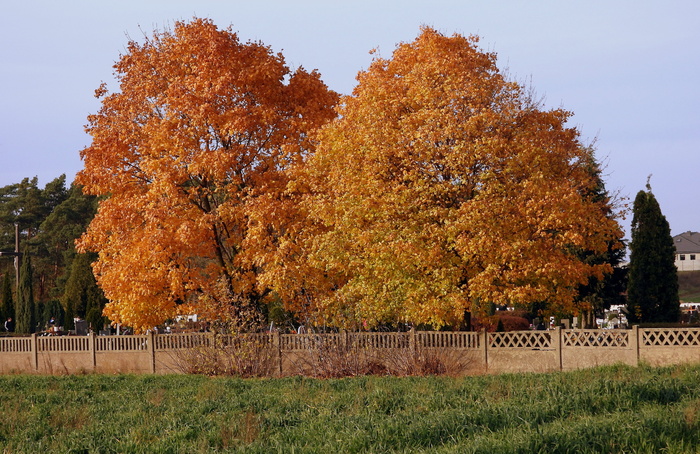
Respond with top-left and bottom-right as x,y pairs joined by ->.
76,19 -> 338,332
294,28 -> 623,328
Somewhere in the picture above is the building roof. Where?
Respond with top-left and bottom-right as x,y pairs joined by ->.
674,231 -> 700,254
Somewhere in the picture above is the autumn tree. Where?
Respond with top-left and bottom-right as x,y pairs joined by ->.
289,28 -> 623,328
77,18 -> 338,332
626,183 -> 680,323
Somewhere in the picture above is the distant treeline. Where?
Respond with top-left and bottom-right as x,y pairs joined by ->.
0,176 -> 107,333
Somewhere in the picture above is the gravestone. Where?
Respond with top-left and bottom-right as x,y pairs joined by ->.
75,319 -> 88,336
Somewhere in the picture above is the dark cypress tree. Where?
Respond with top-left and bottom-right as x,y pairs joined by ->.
627,182 -> 680,323
15,251 -> 35,333
62,253 -> 107,332
1,272 -> 13,328
40,300 -> 65,329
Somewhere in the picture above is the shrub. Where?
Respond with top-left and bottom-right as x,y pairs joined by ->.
498,314 -> 531,331
173,334 -> 277,377
381,347 -> 474,377
288,334 -> 475,378
473,313 -> 531,331
287,334 -> 381,378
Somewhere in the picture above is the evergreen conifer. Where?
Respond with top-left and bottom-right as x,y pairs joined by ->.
15,251 -> 35,333
627,182 -> 680,323
0,272 -> 13,326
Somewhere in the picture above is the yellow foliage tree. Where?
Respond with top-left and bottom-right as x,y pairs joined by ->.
76,19 -> 338,332
295,28 -> 623,328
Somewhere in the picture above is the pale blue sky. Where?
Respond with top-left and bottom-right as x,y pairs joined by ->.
1,1 -> 698,239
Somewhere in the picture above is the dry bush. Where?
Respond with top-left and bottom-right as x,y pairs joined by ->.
287,335 -> 382,378
174,335 -> 277,377
288,335 -> 474,378
380,347 -> 474,377
170,277 -> 280,377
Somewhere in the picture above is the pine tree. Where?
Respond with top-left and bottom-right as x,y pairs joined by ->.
627,182 -> 680,323
35,182 -> 98,301
15,251 -> 35,333
0,176 -> 72,312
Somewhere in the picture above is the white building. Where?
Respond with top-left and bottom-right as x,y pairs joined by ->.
674,231 -> 700,271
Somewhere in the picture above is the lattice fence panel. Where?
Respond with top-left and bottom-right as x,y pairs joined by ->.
642,328 -> 700,347
488,331 -> 551,349
563,330 -> 629,347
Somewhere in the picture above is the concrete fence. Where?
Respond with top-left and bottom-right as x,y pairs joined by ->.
2,326 -> 700,375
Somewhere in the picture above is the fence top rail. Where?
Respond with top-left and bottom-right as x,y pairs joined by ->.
10,327 -> 700,353
0,337 -> 32,353
641,327 -> 700,332
488,330 -> 552,349
563,329 -> 629,348
563,328 -> 629,333
641,328 -> 700,347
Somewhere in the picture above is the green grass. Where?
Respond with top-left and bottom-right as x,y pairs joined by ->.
2,365 -> 700,453
679,270 -> 700,302
681,295 -> 700,303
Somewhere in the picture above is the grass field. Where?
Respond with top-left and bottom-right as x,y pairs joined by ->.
2,364 -> 700,453
679,271 -> 700,303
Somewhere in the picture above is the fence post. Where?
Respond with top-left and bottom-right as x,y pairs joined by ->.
632,325 -> 640,366
553,326 -> 563,371
409,328 -> 416,352
89,332 -> 97,371
481,329 -> 488,372
31,333 -> 38,371
273,330 -> 282,377
147,331 -> 156,374
207,331 -> 216,348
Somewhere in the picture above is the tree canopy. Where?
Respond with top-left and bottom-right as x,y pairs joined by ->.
0,176 -> 95,329
75,21 -> 625,331
283,28 -> 624,328
76,18 -> 339,332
